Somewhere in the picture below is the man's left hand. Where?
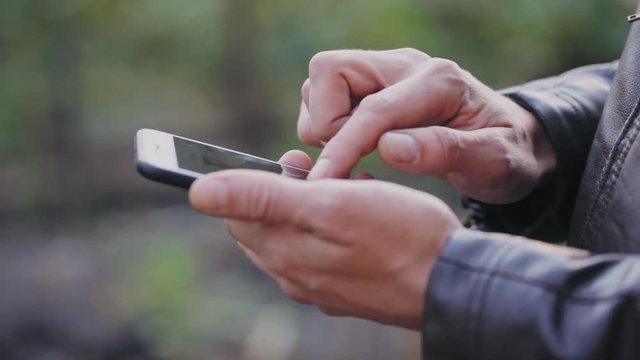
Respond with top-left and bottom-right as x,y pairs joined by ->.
189,152 -> 461,329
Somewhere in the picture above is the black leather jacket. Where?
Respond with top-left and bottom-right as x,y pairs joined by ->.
422,5 -> 640,360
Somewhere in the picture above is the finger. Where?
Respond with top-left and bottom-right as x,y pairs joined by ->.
237,240 -> 271,273
297,101 -> 323,146
278,149 -> 313,180
354,172 -> 375,180
278,278 -> 313,305
238,240 -> 314,305
226,219 -> 265,246
279,150 -> 313,170
226,218 -> 347,277
308,59 -> 467,180
377,127 -> 508,176
226,218 -> 287,262
308,49 -> 431,132
189,170 -> 310,225
308,51 -> 373,142
302,78 -> 310,109
317,305 -> 349,317
307,49 -> 428,142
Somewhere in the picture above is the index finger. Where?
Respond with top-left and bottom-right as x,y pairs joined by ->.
308,60 -> 466,179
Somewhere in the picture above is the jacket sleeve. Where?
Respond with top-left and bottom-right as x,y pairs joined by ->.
465,63 -> 617,242
423,229 -> 640,360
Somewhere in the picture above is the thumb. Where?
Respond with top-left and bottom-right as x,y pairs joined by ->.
378,127 -> 488,175
189,170 -> 308,225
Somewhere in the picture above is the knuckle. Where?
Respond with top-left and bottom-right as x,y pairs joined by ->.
429,58 -> 463,76
310,122 -> 337,143
394,47 -> 430,62
414,58 -> 471,109
309,51 -> 340,76
423,58 -> 468,90
435,129 -> 463,169
297,124 -> 316,145
488,136 -> 517,180
297,111 -> 318,146
301,78 -> 310,98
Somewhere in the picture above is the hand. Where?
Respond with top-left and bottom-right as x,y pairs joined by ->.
189,151 -> 462,329
298,48 -> 556,204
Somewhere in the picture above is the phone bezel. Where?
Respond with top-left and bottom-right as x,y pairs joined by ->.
136,129 -> 202,178
135,128 -> 308,189
135,129 -> 202,189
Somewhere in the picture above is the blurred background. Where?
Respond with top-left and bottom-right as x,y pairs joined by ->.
0,0 -> 635,359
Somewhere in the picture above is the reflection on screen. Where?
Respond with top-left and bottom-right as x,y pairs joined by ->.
174,137 -> 308,179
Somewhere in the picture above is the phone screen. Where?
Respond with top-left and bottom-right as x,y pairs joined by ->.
173,137 -> 308,179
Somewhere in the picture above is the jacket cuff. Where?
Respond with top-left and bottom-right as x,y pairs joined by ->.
422,228 -> 587,359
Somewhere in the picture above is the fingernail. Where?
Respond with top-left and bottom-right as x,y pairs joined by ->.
191,178 -> 229,213
308,158 -> 332,180
383,132 -> 418,162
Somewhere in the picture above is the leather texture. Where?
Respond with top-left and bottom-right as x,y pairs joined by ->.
570,14 -> 640,252
423,3 -> 640,359
424,230 -> 640,360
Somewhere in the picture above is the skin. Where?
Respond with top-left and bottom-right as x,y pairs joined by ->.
189,48 -> 558,329
190,152 -> 461,330
300,48 -> 556,204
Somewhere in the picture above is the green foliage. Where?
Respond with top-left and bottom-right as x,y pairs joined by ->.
1,1 -> 637,357
1,0 -> 634,154
117,235 -> 199,356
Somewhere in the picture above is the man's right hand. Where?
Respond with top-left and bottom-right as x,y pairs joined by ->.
298,48 -> 557,204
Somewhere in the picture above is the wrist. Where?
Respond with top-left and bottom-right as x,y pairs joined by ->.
501,93 -> 558,188
520,106 -> 557,185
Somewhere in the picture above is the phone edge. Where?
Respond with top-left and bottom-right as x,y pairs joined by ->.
136,159 -> 196,190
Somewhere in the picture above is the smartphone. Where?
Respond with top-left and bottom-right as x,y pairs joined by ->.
135,128 -> 309,189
